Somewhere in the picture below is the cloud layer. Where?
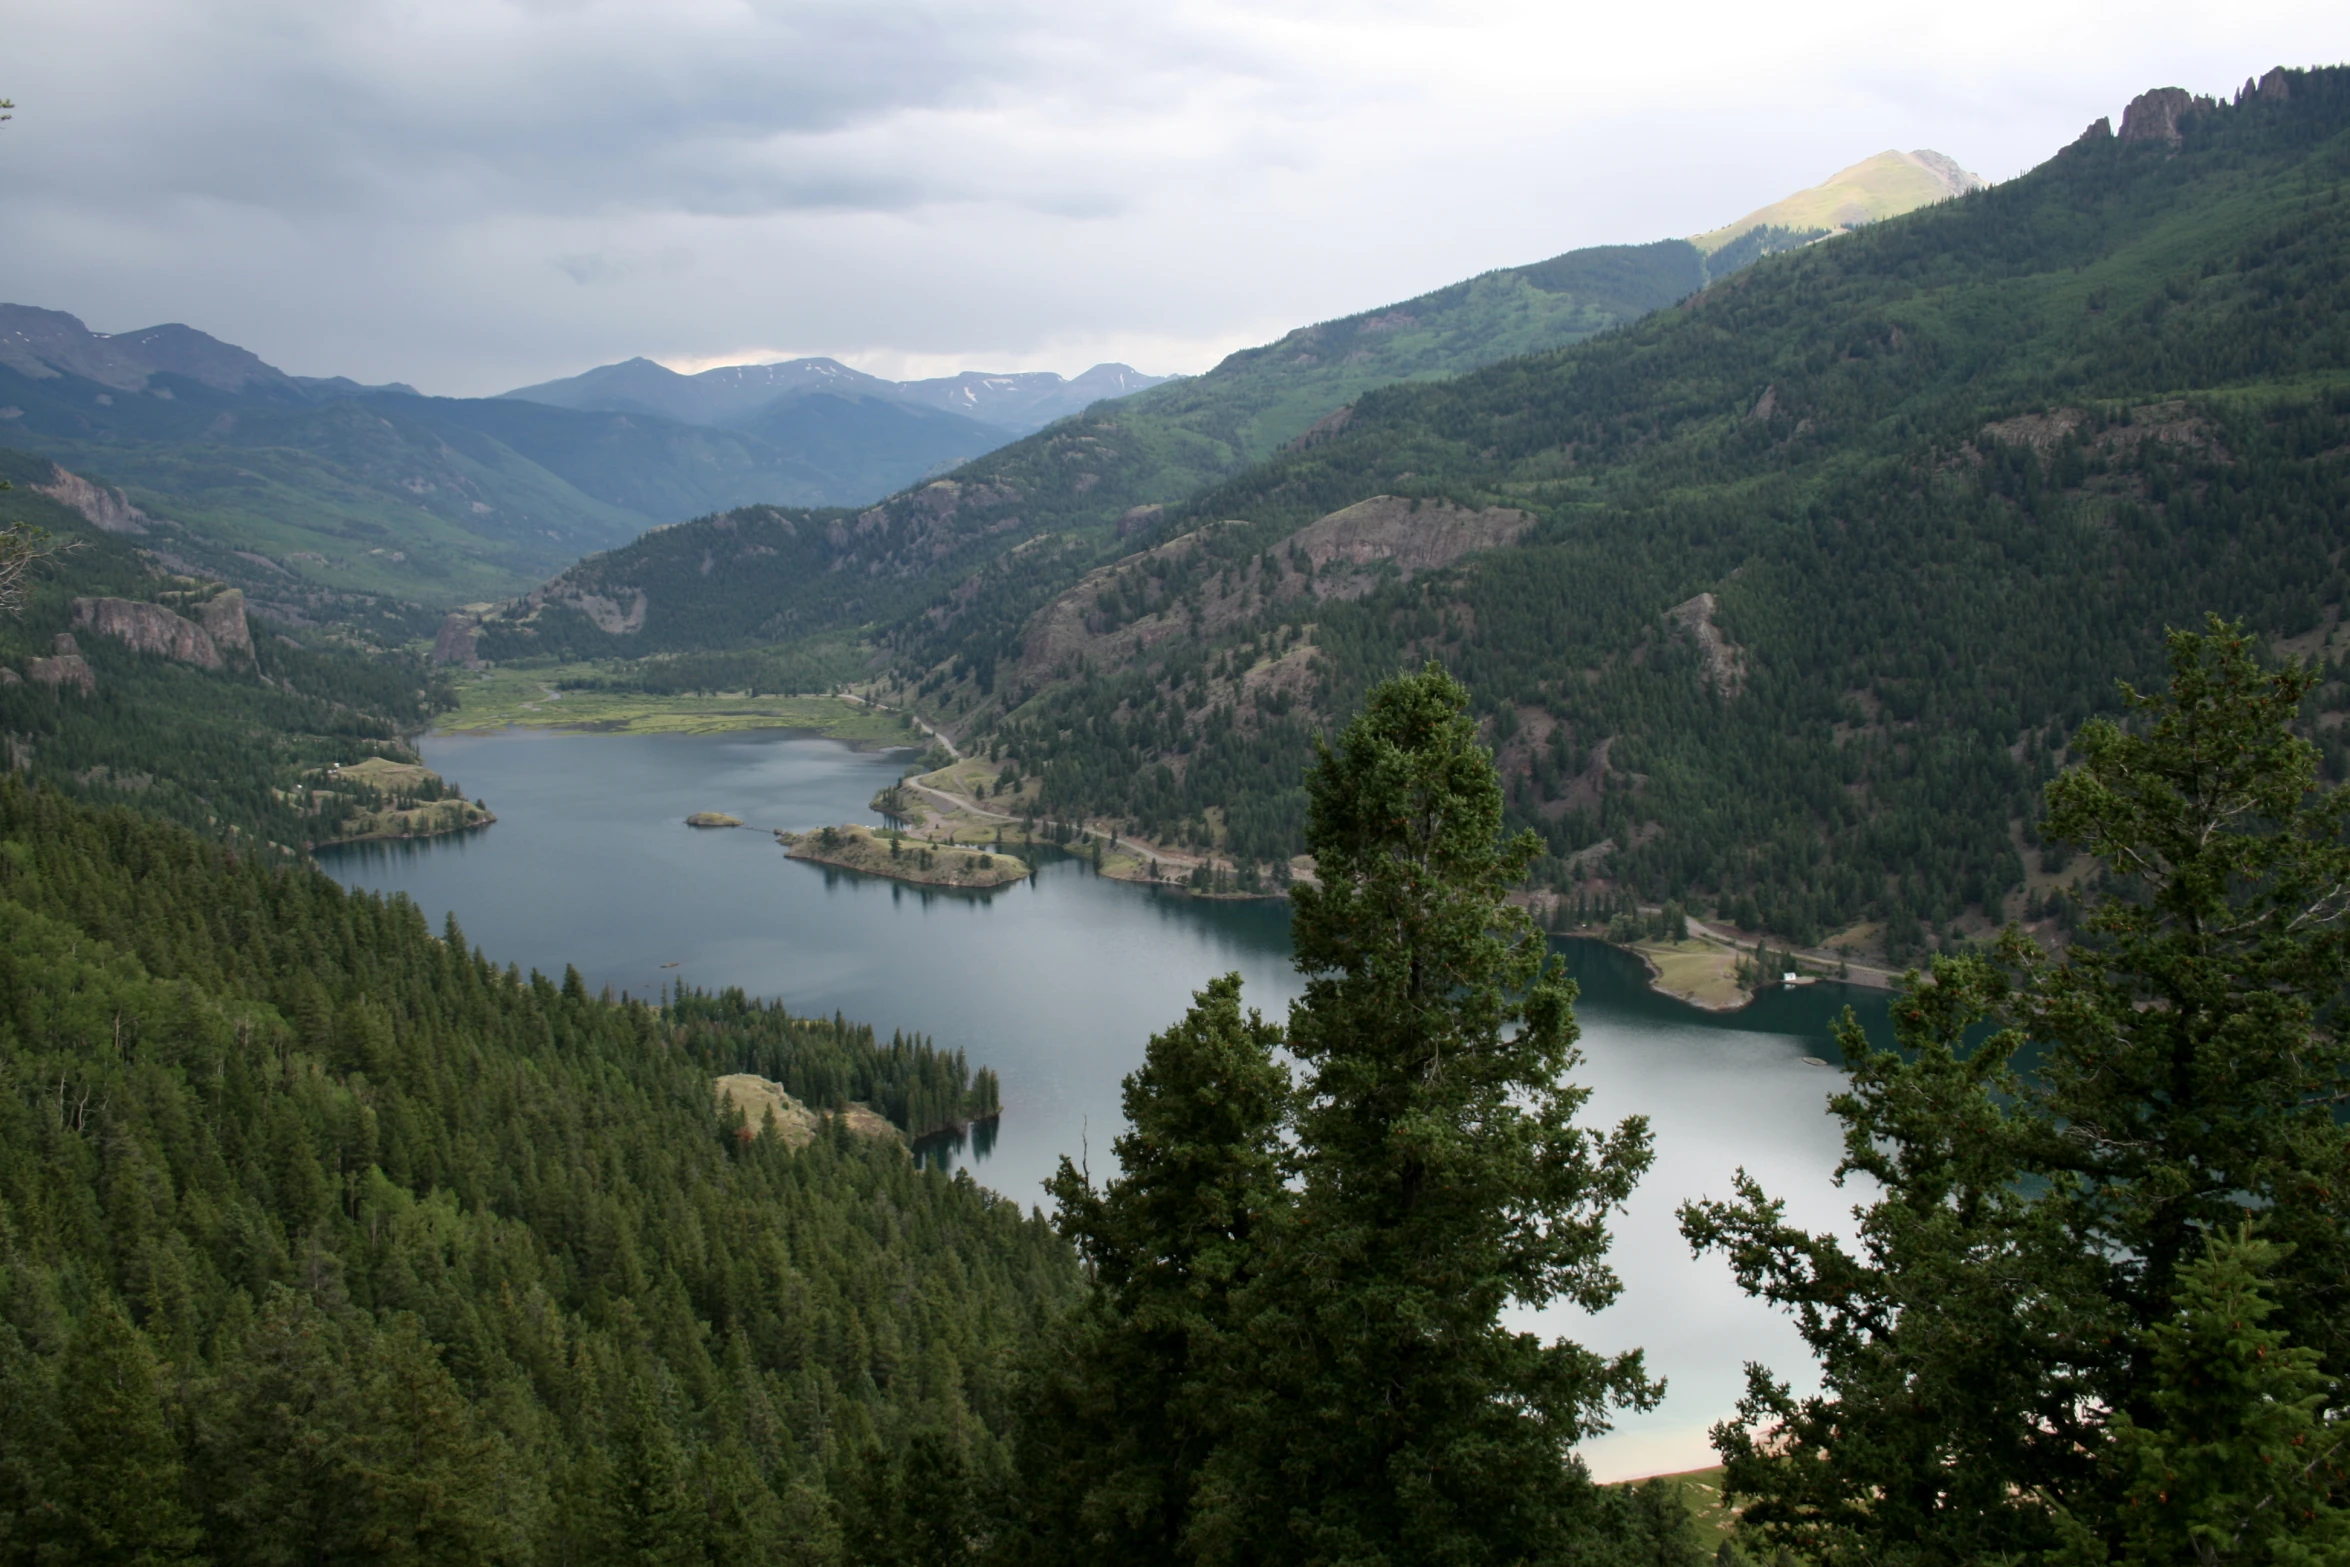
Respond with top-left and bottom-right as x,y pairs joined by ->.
4,0 -> 2343,393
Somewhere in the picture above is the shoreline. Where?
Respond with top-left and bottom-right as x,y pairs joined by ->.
421,710 -> 1903,1008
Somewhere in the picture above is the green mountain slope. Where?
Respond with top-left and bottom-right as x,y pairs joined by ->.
469,152 -> 1980,666
0,448 -> 467,848
0,781 -> 1073,1561
896,69 -> 2350,957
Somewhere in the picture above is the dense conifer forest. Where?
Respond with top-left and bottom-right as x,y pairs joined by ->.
0,781 -> 1071,1563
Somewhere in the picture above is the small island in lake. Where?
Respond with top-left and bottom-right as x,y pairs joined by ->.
686,811 -> 743,828
778,824 -> 1031,889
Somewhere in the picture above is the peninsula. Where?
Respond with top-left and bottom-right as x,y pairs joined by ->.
777,824 -> 1031,890
315,756 -> 495,843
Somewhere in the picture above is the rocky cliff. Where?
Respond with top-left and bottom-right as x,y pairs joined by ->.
34,465 -> 152,535
71,590 -> 250,669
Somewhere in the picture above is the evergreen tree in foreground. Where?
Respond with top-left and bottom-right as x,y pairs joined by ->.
1019,974 -> 1290,1563
2086,1229 -> 2350,1565
1203,663 -> 1659,1564
1684,620 -> 2350,1564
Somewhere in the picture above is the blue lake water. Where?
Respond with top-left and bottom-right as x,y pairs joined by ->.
322,725 -> 1891,1480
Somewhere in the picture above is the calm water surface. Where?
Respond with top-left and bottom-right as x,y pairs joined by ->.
324,727 -> 1890,1479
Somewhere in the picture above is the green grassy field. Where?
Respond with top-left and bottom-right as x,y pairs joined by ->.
436,664 -> 920,742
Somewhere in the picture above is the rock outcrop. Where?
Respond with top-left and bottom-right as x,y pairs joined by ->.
1667,592 -> 1748,697
71,596 -> 241,669
196,590 -> 252,660
432,611 -> 484,667
713,1074 -> 904,1151
34,465 -> 151,534
27,633 -> 95,696
2119,87 -> 2215,146
2239,68 -> 2292,106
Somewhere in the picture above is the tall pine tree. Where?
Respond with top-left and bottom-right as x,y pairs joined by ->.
1018,973 -> 1290,1563
1196,663 -> 1658,1566
1685,621 -> 2350,1563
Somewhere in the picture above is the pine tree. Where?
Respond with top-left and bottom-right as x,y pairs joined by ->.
1020,973 -> 1289,1562
1198,663 -> 1657,1565
601,1378 -> 704,1566
1684,622 -> 2350,1563
48,1297 -> 203,1566
2090,1229 -> 2349,1565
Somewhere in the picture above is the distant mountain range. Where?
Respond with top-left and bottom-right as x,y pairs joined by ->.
0,306 -> 1033,618
503,356 -> 1173,436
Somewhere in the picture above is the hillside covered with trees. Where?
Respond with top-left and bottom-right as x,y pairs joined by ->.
0,455 -> 466,854
889,69 -> 2350,956
459,162 -> 1924,668
0,781 -> 1069,1563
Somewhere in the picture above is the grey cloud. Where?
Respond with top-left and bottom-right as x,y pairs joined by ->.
5,0 -> 2339,398
9,0 -> 1304,223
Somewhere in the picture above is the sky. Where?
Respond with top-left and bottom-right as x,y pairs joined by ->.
3,0 -> 2345,397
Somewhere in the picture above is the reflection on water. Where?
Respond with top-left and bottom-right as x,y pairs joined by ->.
325,726 -> 1894,1480
915,1114 -> 1001,1172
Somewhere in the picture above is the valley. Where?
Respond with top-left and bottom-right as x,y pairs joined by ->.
9,49 -> 2350,1566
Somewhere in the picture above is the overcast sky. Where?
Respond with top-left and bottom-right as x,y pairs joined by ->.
3,0 -> 2344,396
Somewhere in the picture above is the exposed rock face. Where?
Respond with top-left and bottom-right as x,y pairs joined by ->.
27,632 -> 95,695
2242,68 -> 2293,105
432,611 -> 484,667
196,590 -> 252,660
1285,404 -> 1358,452
72,597 -> 224,669
1289,495 -> 1533,580
1017,496 -> 1529,681
2119,87 -> 2216,145
34,465 -> 151,534
2076,116 -> 2115,144
1667,592 -> 1748,697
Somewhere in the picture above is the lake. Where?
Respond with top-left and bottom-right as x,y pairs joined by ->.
323,726 -> 1888,1481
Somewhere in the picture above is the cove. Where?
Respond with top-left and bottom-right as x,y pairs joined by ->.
323,726 -> 1893,1481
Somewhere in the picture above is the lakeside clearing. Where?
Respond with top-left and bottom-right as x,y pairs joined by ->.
1629,937 -> 1750,1011
437,665 -> 918,743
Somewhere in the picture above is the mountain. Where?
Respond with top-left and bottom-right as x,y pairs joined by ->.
892,362 -> 1175,429
487,69 -> 2345,964
467,145 -> 1985,664
0,308 -> 1023,621
1689,148 -> 1986,255
886,68 -> 2341,957
501,354 -> 904,425
502,353 -> 1177,436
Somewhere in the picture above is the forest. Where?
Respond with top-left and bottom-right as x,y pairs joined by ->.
9,637 -> 2348,1563
0,779 -> 1067,1564
0,463 -> 461,856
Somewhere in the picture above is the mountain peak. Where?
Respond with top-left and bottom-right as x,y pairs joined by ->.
502,354 -> 1175,436
1690,148 -> 1986,255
